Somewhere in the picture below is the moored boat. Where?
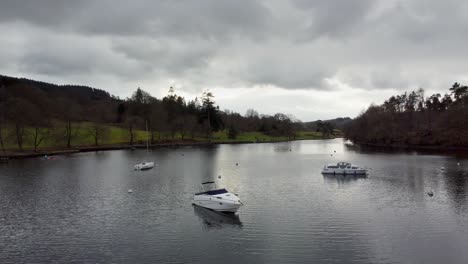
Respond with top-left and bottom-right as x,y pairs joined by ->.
134,161 -> 155,170
321,162 -> 367,175
192,181 -> 243,213
134,120 -> 155,170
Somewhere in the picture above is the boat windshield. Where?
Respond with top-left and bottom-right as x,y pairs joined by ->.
195,181 -> 229,195
337,162 -> 351,169
200,181 -> 217,191
195,188 -> 228,196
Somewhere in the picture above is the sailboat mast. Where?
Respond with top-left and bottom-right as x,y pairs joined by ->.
146,120 -> 149,152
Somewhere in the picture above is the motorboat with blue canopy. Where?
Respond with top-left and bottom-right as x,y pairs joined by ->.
192,181 -> 242,213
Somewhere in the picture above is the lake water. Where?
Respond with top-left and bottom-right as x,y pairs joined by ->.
1,139 -> 468,263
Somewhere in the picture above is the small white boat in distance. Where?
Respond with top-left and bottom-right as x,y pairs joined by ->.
192,181 -> 243,213
134,161 -> 154,170
322,162 -> 367,175
134,120 -> 155,171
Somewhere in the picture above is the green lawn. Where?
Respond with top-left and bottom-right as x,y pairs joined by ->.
211,131 -> 287,142
0,123 -> 339,151
211,130 -> 336,142
0,123 -> 150,150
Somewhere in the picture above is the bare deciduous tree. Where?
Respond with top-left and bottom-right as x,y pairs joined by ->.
6,98 -> 35,150
125,116 -> 143,145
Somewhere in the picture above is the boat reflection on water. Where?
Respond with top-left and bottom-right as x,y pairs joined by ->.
322,173 -> 368,184
274,144 -> 292,152
193,205 -> 243,229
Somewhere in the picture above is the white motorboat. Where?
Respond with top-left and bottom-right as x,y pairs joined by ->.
321,162 -> 367,175
134,161 -> 154,170
192,181 -> 243,213
134,120 -> 155,170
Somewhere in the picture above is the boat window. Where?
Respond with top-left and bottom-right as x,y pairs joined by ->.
328,166 -> 339,168
195,188 -> 228,196
217,197 -> 222,199
351,166 -> 358,169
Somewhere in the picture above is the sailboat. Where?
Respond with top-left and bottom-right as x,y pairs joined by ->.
134,120 -> 155,170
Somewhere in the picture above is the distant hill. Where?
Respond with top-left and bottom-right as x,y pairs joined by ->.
304,117 -> 352,130
0,75 -> 115,105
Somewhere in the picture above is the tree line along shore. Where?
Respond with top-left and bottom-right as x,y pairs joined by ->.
0,75 -> 339,158
0,126 -> 337,159
344,83 -> 468,148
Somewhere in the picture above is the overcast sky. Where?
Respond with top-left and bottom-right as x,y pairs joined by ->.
1,0 -> 468,121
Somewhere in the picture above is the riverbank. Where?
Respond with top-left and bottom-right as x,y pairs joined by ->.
0,136 -> 340,159
350,141 -> 468,152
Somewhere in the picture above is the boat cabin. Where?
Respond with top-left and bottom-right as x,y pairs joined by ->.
195,181 -> 228,195
326,162 -> 359,169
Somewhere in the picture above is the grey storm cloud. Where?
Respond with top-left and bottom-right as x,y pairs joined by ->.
0,0 -> 272,39
293,0 -> 377,39
1,0 -> 468,94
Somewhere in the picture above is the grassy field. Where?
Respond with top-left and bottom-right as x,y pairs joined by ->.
0,123 -> 147,150
210,130 -> 334,142
0,123 -> 340,151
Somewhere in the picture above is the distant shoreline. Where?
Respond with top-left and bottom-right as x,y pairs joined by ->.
351,142 -> 468,152
0,137 -> 340,160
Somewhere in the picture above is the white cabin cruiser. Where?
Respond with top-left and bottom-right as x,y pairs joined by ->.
192,181 -> 243,213
321,162 -> 367,175
134,161 -> 154,170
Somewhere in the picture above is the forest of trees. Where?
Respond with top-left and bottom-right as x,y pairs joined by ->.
0,75 -> 309,151
344,83 -> 468,147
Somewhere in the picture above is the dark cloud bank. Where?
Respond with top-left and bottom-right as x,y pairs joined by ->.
1,0 -> 467,119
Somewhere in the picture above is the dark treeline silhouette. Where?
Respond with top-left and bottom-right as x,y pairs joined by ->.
0,75 -> 119,150
304,117 -> 351,135
0,75 -> 303,151
344,83 -> 468,147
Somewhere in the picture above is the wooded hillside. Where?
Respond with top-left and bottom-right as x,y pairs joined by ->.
0,75 -> 323,152
344,83 -> 468,147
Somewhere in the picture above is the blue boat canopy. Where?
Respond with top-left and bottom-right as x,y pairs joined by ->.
195,188 -> 228,196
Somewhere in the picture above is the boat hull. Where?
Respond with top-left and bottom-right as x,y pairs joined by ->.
192,195 -> 242,213
134,162 -> 155,170
193,205 -> 242,226
321,169 -> 367,175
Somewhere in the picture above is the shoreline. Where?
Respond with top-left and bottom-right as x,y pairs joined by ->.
0,138 -> 337,160
351,142 -> 468,152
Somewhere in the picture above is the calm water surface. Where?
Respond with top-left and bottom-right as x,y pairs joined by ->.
1,139 -> 468,263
